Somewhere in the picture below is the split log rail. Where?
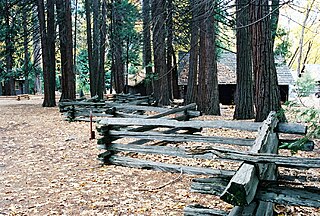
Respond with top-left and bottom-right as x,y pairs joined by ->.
96,111 -> 319,215
58,94 -> 191,122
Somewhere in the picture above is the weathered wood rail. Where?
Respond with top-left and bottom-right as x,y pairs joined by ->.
106,93 -> 155,105
96,111 -> 319,215
58,94 -> 198,122
186,112 -> 319,215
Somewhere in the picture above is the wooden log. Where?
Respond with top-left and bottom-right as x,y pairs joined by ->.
108,131 -> 254,146
127,116 -> 202,146
66,112 -> 113,118
190,178 -> 320,208
256,185 -> 320,208
228,202 -> 273,216
98,118 -> 262,131
276,122 -> 307,135
105,103 -> 171,113
112,112 -> 146,119
98,154 -> 235,177
106,104 -> 201,117
99,143 -> 219,160
97,112 -> 200,137
220,111 -> 279,206
117,108 -> 201,134
187,147 -> 320,169
145,103 -> 197,119
59,101 -> 106,107
190,177 -> 230,195
70,107 -> 107,113
98,117 -> 307,134
184,204 -> 228,216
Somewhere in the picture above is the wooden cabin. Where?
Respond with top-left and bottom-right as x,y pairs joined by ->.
178,51 -> 295,104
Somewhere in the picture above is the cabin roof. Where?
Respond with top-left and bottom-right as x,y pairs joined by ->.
178,51 -> 295,85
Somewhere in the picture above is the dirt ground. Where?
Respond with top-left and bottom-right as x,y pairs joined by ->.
0,96 -> 319,215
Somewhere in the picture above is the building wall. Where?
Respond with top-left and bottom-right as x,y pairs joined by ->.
180,84 -> 289,105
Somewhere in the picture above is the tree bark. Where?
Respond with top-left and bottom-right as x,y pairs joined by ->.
151,0 -> 169,105
234,0 -> 254,119
197,2 -> 207,111
73,0 -> 78,75
204,0 -> 220,115
57,0 -> 76,101
251,0 -> 281,122
142,0 -> 153,95
98,0 -> 107,98
85,0 -> 95,97
32,6 -> 42,94
92,0 -> 101,95
3,1 -> 15,96
36,0 -> 56,107
23,7 -> 30,95
112,0 -> 125,93
166,0 -> 174,100
185,0 -> 199,105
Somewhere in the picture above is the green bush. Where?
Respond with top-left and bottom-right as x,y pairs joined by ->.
296,72 -> 316,97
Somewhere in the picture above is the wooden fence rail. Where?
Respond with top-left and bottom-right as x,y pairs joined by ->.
96,110 -> 319,215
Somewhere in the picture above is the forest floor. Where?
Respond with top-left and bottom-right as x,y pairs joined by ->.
0,95 -> 319,216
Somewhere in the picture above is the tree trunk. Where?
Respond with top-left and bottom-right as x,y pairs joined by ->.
185,0 -> 199,105
73,0 -> 78,74
197,2 -> 206,111
166,0 -> 174,100
234,0 -> 254,120
251,0 -> 281,122
204,1 -> 220,115
151,0 -> 169,105
92,0 -> 101,96
36,0 -> 56,107
85,0 -> 95,97
142,0 -> 153,95
3,1 -> 15,96
97,0 -> 107,98
57,0 -> 76,101
112,0 -> 125,93
270,0 -> 279,45
23,7 -> 30,94
32,8 -> 42,94
296,0 -> 315,77
172,51 -> 180,99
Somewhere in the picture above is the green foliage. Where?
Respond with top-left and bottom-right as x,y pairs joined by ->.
173,0 -> 191,50
105,71 -> 111,90
274,27 -> 292,61
144,72 -> 158,85
128,65 -> 138,75
296,72 -> 316,97
76,49 -> 111,93
76,49 -> 90,93
117,0 -> 142,67
280,101 -> 320,154
279,136 -> 310,154
0,1 -> 35,94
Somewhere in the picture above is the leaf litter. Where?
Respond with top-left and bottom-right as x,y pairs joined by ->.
0,96 -> 319,215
